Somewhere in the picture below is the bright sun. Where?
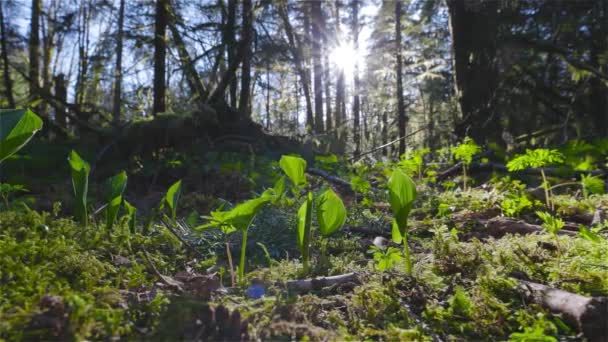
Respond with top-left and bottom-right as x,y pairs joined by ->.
329,42 -> 362,78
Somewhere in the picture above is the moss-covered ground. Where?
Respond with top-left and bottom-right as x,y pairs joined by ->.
0,145 -> 606,341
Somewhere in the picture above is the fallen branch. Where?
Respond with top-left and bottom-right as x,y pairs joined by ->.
515,279 -> 608,340
351,125 -> 428,161
161,219 -> 206,259
480,217 -> 576,238
285,272 -> 360,293
306,168 -> 354,192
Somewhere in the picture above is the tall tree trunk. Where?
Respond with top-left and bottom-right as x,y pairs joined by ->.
113,0 -> 125,123
226,0 -> 237,108
382,109 -> 388,156
153,0 -> 168,115
590,0 -> 608,137
29,0 -> 41,101
447,0 -> 499,143
278,2 -> 314,134
395,0 -> 406,156
324,42 -> 332,132
40,4 -> 55,116
75,1 -> 91,108
334,1 -> 346,152
238,0 -> 253,116
311,0 -> 324,133
266,62 -> 271,130
352,0 -> 360,158
54,74 -> 67,127
0,2 -> 15,107
303,3 -> 314,132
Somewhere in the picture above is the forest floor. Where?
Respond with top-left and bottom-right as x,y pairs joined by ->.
0,141 -> 606,341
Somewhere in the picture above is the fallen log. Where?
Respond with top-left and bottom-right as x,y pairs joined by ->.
285,272 -> 360,293
480,217 -> 576,238
516,280 -> 608,341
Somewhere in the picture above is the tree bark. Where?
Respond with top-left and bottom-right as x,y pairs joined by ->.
153,0 -> 168,115
225,0 -> 237,108
113,0 -> 125,123
334,1 -> 346,152
238,0 -> 253,116
590,0 -> 608,137
395,0 -> 406,156
311,0 -> 324,134
75,1 -> 91,108
352,0 -> 360,158
29,0 -> 41,101
0,2 -> 15,107
447,0 -> 499,143
324,35 -> 332,132
53,74 -> 67,127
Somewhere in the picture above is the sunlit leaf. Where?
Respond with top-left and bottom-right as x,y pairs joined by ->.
105,171 -> 128,230
387,168 -> 417,233
297,192 -> 313,252
316,188 -> 346,237
0,109 -> 43,163
68,150 -> 90,225
279,155 -> 307,188
164,180 -> 182,220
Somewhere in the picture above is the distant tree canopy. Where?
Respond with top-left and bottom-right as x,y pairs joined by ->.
0,0 -> 605,155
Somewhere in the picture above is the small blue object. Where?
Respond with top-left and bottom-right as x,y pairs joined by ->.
246,284 -> 266,299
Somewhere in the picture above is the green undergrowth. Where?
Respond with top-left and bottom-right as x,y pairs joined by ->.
0,206 -> 190,340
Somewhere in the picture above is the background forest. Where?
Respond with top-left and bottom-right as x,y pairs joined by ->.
1,0 -> 606,153
0,0 -> 607,341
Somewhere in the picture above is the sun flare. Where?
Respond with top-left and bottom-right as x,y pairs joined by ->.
329,42 -> 362,78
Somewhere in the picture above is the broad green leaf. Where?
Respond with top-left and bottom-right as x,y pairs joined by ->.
297,192 -> 313,252
279,155 -> 307,188
123,200 -> 137,234
273,176 -> 286,200
165,180 -> 182,220
198,197 -> 269,233
316,188 -> 346,237
391,219 -> 402,244
105,171 -> 128,230
68,150 -> 90,225
0,109 -> 43,163
387,168 -> 417,233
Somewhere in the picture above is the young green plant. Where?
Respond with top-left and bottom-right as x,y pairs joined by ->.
279,155 -> 347,274
387,168 -> 417,275
68,150 -> 90,226
507,149 -> 564,211
199,196 -> 270,284
452,137 -> 481,191
163,180 -> 182,220
104,171 -> 128,231
536,211 -> 565,272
